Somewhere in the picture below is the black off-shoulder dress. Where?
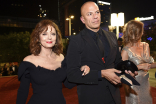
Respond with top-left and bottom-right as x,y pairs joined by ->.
16,59 -> 75,104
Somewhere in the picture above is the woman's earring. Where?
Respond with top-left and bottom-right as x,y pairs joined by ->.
38,41 -> 41,46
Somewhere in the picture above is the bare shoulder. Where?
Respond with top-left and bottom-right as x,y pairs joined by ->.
23,54 -> 36,62
59,54 -> 64,61
141,42 -> 149,46
56,54 -> 64,61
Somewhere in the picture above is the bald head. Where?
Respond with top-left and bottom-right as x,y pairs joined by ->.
80,1 -> 101,32
81,1 -> 98,16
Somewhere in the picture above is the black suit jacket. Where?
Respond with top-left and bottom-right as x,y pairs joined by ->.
66,28 -> 122,104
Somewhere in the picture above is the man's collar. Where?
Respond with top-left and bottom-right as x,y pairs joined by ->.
85,27 -> 101,33
85,27 -> 103,40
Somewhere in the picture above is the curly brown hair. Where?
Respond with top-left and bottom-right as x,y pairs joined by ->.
123,20 -> 144,46
30,19 -> 63,55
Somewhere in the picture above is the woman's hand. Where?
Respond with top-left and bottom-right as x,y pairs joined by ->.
137,63 -> 151,71
80,65 -> 90,76
144,63 -> 151,70
151,62 -> 156,69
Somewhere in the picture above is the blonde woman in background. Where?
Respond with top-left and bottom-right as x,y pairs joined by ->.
121,20 -> 154,104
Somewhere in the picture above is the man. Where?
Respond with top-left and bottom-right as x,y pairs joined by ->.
66,2 -> 134,104
9,62 -> 18,75
117,38 -> 123,52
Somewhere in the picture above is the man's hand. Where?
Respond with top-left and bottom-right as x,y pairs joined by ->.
101,69 -> 121,85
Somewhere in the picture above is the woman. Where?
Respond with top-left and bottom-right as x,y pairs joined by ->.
16,19 -> 90,104
121,20 -> 154,104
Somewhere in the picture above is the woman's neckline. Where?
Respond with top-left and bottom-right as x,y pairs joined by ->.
22,61 -> 61,71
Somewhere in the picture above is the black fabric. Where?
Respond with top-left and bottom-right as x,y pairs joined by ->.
2,68 -> 8,76
96,32 -> 105,58
66,27 -> 122,104
16,59 -> 76,104
116,60 -> 138,74
86,27 -> 110,63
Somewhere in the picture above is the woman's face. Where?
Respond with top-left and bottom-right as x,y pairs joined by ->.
39,25 -> 56,49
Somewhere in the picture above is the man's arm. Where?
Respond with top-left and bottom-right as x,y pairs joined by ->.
66,36 -> 98,84
100,33 -> 122,85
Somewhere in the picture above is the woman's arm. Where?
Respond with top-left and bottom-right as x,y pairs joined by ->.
121,50 -> 138,76
16,62 -> 30,104
16,71 -> 30,104
121,50 -> 128,61
137,63 -> 151,70
151,62 -> 156,69
63,65 -> 90,89
121,49 -> 151,71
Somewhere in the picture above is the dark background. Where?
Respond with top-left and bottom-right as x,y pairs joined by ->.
1,0 -> 156,23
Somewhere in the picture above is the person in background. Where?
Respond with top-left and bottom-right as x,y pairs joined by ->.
9,62 -> 13,75
121,20 -> 154,104
2,64 -> 8,76
117,38 -> 123,52
9,62 -> 18,75
16,19 -> 90,104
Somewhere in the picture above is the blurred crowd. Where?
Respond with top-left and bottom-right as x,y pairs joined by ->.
0,62 -> 18,77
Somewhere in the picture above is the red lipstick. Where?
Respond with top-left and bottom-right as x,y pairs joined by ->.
46,41 -> 52,43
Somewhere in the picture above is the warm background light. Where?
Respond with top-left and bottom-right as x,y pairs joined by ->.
66,15 -> 74,36
111,13 -> 118,26
70,15 -> 74,19
111,12 -> 124,39
118,13 -> 124,26
111,13 -> 124,26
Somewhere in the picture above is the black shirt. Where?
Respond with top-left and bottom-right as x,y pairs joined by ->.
86,27 -> 110,63
86,27 -> 110,79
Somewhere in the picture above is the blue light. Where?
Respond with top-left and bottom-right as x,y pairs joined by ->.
147,37 -> 152,41
119,33 -> 123,38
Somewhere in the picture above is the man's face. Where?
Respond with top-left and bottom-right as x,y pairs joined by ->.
118,41 -> 122,46
80,2 -> 101,32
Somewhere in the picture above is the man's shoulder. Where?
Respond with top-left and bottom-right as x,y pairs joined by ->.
101,28 -> 116,36
101,29 -> 117,41
69,29 -> 85,40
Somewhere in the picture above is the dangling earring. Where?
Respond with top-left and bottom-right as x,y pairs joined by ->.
55,43 -> 57,46
38,41 -> 41,46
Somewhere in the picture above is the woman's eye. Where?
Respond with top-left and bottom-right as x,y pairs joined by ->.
43,34 -> 47,35
52,33 -> 56,35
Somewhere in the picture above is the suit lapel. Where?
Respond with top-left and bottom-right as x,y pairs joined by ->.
81,29 -> 104,65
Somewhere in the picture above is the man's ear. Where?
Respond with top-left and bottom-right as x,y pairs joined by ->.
80,16 -> 85,24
